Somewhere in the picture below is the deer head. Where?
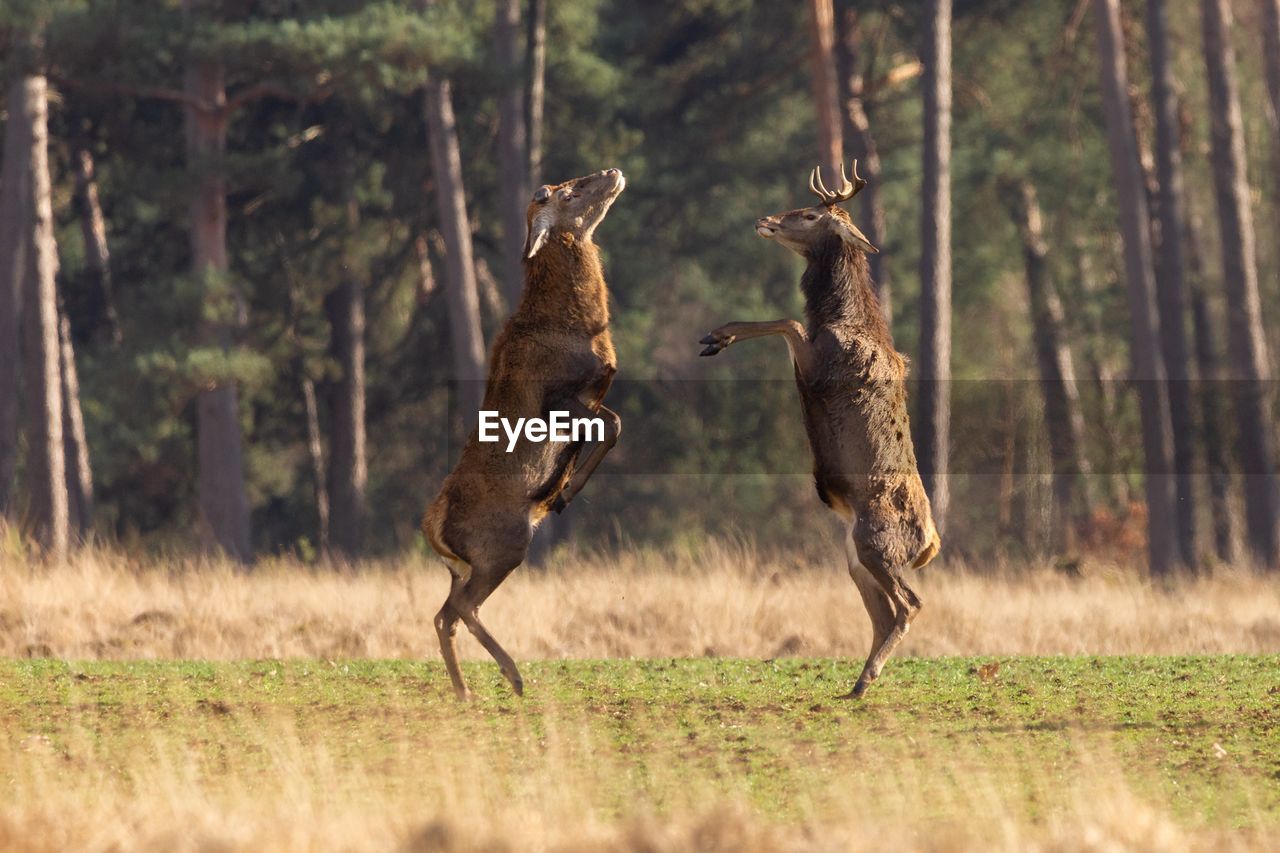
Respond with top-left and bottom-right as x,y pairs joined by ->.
755,161 -> 877,257
524,168 -> 626,258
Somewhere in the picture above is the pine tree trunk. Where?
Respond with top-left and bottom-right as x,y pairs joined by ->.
836,9 -> 892,326
424,77 -> 487,424
495,0 -> 530,312
1075,243 -> 1131,508
325,215 -> 367,561
59,308 -> 93,540
1092,0 -> 1178,576
1006,179 -> 1092,551
1145,0 -> 1198,567
916,0 -> 952,533
301,376 -> 330,561
1184,205 -> 1238,563
72,148 -> 121,346
17,75 -> 68,560
0,79 -> 32,517
184,25 -> 253,564
806,0 -> 843,183
1202,0 -> 1280,568
1260,0 -> 1280,253
526,0 -> 547,187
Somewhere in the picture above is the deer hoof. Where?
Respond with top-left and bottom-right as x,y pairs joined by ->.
699,332 -> 732,356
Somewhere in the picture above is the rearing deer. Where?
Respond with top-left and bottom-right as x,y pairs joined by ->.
700,162 -> 940,698
423,168 -> 625,700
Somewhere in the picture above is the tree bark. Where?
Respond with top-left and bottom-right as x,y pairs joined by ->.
495,0 -> 530,312
1202,0 -> 1279,568
325,195 -> 367,560
807,0 -> 843,183
1145,0 -> 1197,567
0,79 -> 33,517
72,148 -> 121,347
301,376 -> 330,561
526,0 -> 547,187
424,77 -> 487,424
1075,242 -> 1132,508
1184,204 -> 1237,564
916,0 -> 952,532
1260,0 -> 1280,254
1092,0 -> 1178,576
1005,179 -> 1092,551
184,15 -> 253,564
16,76 -> 69,560
59,307 -> 93,539
836,8 -> 892,326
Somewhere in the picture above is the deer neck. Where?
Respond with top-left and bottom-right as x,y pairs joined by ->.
518,234 -> 610,333
801,236 -> 889,340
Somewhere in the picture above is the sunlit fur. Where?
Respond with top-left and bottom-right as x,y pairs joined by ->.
423,169 -> 625,700
702,170 -> 940,698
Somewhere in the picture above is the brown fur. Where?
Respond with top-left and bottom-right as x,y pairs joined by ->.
423,169 -> 624,699
700,169 -> 940,698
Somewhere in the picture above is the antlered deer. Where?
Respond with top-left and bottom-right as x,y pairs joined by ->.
423,168 -> 625,699
700,162 -> 940,697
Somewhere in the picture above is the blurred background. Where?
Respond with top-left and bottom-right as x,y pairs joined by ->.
1,0 -> 1278,576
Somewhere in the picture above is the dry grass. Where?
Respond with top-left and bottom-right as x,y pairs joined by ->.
2,538 -> 1278,661
3,538 -> 1278,851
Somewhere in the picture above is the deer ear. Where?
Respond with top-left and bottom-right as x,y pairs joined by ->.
832,216 -> 879,254
524,213 -> 552,259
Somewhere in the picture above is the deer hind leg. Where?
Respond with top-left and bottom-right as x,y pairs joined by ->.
447,520 -> 530,696
451,564 -> 525,695
435,562 -> 472,700
841,527 -> 896,700
846,530 -> 923,698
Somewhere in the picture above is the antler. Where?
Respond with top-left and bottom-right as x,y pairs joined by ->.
809,160 -> 868,206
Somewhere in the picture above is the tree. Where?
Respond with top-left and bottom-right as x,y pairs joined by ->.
325,191 -> 366,559
59,307 -> 93,538
0,78 -> 31,517
184,5 -> 253,564
1004,179 -> 1092,551
916,0 -> 952,533
495,0 -> 529,312
71,147 -> 121,346
1184,203 -> 1236,563
835,7 -> 894,325
526,0 -> 547,187
424,75 -> 486,424
1092,0 -> 1177,576
1201,0 -> 1279,568
1145,0 -> 1197,567
1260,0 -> 1280,249
806,0 -> 842,183
16,74 -> 69,560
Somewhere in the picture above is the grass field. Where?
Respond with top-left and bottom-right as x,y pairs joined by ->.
3,655 -> 1278,850
3,543 -> 1280,849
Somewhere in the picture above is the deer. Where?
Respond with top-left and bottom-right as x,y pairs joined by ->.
699,161 -> 941,698
422,168 -> 625,700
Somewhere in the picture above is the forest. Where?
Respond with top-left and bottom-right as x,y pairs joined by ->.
2,0 -> 1280,577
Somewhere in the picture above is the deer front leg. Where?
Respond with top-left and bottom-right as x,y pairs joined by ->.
549,397 -> 621,514
699,319 -> 815,380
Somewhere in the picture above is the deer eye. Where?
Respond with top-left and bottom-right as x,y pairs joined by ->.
533,186 -> 552,203
803,212 -> 820,221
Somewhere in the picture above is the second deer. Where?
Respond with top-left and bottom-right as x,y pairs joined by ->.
423,168 -> 625,700
700,162 -> 940,698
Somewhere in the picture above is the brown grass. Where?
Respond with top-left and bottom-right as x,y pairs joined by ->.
2,538 -> 1278,661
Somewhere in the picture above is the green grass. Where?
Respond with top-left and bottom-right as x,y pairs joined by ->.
3,656 -> 1278,836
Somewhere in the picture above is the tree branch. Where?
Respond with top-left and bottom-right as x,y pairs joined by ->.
50,74 -> 213,112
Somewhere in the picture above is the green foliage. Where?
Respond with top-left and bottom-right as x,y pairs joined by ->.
7,0 -> 1277,556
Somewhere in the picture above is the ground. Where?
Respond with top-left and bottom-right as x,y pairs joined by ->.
3,655 -> 1278,850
